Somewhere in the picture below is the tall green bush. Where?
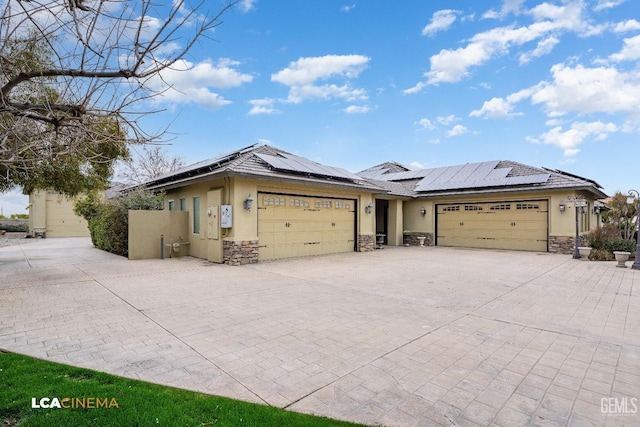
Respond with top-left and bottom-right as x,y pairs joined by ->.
74,189 -> 163,257
603,238 -> 637,253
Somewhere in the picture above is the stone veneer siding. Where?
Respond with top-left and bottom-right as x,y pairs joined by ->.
403,232 -> 434,246
358,234 -> 374,252
549,235 -> 587,255
223,240 -> 259,265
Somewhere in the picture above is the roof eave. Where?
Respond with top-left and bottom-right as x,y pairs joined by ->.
412,183 -> 607,199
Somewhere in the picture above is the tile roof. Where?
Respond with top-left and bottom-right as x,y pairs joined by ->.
138,144 -> 382,192
359,159 -> 607,199
132,145 -> 606,199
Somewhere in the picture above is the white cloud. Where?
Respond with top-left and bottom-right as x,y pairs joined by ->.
609,35 -> 640,62
613,19 -> 640,33
403,82 -> 427,95
519,36 -> 559,64
271,55 -> 370,105
483,9 -> 500,20
421,10 -> 460,36
447,124 -> 468,137
437,115 -> 458,125
408,1 -> 588,90
483,0 -> 525,19
238,0 -> 257,12
593,0 -> 626,12
272,55 -> 369,86
527,121 -> 618,156
248,99 -> 280,115
287,84 -> 367,104
409,161 -> 426,169
151,58 -> 253,109
530,64 -> 640,117
470,97 -> 517,119
344,105 -> 370,114
502,0 -> 526,15
416,118 -> 436,130
341,4 -> 356,12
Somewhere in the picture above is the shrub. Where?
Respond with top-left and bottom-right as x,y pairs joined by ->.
585,223 -> 621,250
603,238 -> 637,253
589,249 -> 615,261
0,223 -> 28,232
75,189 -> 163,257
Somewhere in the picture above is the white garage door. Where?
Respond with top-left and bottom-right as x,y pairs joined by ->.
258,193 -> 356,261
436,200 -> 548,251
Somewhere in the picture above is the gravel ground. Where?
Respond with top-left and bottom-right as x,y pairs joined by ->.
0,232 -> 33,248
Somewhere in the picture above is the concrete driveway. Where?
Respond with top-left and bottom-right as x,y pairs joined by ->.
1,238 -> 639,426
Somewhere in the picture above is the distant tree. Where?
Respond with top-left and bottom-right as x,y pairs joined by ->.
603,192 -> 637,240
118,146 -> 185,186
1,0 -> 235,195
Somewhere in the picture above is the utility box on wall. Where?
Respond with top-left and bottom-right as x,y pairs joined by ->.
221,205 -> 232,228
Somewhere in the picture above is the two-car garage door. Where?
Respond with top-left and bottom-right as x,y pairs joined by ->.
436,200 -> 548,251
257,193 -> 356,261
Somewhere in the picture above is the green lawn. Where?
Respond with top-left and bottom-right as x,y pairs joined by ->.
0,351 -> 368,427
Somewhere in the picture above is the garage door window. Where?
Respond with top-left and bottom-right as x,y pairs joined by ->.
263,196 -> 285,206
443,206 -> 460,211
490,204 -> 511,210
290,198 -> 309,207
465,205 -> 483,211
517,203 -> 539,210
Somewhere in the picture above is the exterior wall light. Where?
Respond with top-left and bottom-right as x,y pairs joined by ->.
420,207 -> 426,216
593,206 -> 601,215
244,194 -> 254,211
559,200 -> 566,213
365,203 -> 373,214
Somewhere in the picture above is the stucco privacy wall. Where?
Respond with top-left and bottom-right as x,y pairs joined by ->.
128,210 -> 189,260
399,190 -> 600,253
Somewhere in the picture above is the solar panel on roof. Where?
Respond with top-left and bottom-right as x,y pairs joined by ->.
416,172 -> 550,192
255,152 -> 361,181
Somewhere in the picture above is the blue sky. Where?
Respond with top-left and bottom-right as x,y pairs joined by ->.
2,0 -> 639,215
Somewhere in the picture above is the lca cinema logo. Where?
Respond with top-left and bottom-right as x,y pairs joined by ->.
31,397 -> 119,409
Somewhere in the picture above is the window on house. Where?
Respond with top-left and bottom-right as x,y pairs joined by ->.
168,200 -> 175,211
180,198 -> 186,211
193,197 -> 200,234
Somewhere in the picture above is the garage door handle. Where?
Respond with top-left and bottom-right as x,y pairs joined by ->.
511,222 -> 516,226
459,222 -> 464,226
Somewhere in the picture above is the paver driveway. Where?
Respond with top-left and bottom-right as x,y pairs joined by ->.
1,238 -> 639,426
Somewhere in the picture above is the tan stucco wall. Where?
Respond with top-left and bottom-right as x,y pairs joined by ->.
28,190 -> 90,237
128,210 -> 189,260
28,191 -> 47,233
163,179 -> 226,260
401,189 -> 600,241
162,177 -> 376,261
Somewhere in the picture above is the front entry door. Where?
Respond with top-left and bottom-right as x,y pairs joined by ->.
206,189 -> 223,263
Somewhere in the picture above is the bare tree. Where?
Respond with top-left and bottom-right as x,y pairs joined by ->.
0,0 -> 234,194
118,145 -> 185,185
